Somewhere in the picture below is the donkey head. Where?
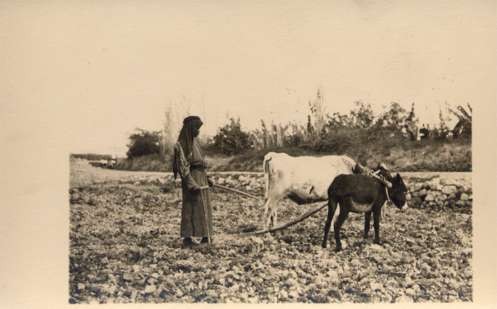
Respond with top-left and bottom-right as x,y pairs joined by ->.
389,173 -> 408,209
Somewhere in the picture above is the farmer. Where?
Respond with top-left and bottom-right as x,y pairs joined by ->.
172,116 -> 214,248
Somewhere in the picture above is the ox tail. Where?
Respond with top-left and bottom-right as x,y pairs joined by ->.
262,154 -> 273,201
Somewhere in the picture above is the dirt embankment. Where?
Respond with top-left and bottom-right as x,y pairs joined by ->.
209,139 -> 471,172
110,139 -> 472,173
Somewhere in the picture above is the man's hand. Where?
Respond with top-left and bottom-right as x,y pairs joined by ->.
207,177 -> 214,187
185,175 -> 202,193
190,185 -> 202,193
192,185 -> 210,192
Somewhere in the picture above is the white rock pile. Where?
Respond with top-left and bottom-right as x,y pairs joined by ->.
406,175 -> 472,211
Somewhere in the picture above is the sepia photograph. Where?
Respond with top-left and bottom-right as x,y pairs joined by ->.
1,0 -> 496,308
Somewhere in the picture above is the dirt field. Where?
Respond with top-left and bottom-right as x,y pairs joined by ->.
69,159 -> 472,303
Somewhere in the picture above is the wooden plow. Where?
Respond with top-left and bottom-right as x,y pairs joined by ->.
212,183 -> 327,236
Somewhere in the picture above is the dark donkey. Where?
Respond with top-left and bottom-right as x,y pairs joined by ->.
322,168 -> 408,251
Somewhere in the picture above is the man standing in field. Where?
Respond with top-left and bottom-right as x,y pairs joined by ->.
172,116 -> 214,248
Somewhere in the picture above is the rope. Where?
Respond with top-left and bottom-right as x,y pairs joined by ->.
384,185 -> 392,205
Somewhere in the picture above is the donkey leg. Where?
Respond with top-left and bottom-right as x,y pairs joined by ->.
373,209 -> 382,244
334,203 -> 349,252
364,211 -> 372,239
322,198 -> 337,248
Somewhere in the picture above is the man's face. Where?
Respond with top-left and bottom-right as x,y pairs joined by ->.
192,126 -> 200,137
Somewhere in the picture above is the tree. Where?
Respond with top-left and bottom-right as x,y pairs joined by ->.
161,97 -> 193,156
126,129 -> 162,159
306,115 -> 314,137
350,101 -> 375,128
277,124 -> 289,147
308,88 -> 327,135
284,121 -> 306,147
375,102 -> 408,131
261,120 -> 269,148
404,102 -> 420,141
161,105 -> 176,158
434,107 -> 451,140
212,118 -> 253,155
326,112 -> 353,129
450,103 -> 472,138
270,122 -> 279,147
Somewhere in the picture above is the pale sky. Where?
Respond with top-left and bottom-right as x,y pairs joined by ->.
1,0 -> 495,156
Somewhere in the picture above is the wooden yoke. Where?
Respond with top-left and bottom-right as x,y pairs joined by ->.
354,163 -> 392,188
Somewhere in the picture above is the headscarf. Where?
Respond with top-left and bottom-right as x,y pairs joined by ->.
172,116 -> 203,179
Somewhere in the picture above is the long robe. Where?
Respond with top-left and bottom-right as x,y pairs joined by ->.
173,139 -> 213,238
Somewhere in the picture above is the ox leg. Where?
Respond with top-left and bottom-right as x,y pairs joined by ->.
264,199 -> 279,229
364,211 -> 371,239
373,209 -> 382,244
262,198 -> 272,229
269,210 -> 275,228
322,198 -> 338,248
334,200 -> 350,252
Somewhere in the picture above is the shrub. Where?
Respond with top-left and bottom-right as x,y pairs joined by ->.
71,153 -> 112,161
126,129 -> 162,159
114,153 -> 169,172
210,118 -> 254,155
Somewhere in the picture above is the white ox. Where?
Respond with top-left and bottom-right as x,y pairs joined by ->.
262,152 -> 356,228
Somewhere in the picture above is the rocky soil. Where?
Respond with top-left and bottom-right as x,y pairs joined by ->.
69,160 -> 472,303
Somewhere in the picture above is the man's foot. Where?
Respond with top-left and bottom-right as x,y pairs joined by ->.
182,237 -> 195,248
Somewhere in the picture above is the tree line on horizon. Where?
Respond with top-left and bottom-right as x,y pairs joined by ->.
118,90 -> 472,161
